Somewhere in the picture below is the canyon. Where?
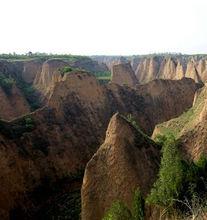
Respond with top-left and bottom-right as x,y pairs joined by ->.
0,53 -> 206,219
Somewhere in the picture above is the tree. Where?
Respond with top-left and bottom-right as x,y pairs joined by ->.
132,189 -> 144,220
147,133 -> 184,207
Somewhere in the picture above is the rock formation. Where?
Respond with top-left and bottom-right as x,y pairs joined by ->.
92,55 -> 207,84
0,85 -> 30,120
33,59 -> 67,99
81,113 -> 160,220
152,84 -> 207,160
20,59 -> 43,83
0,70 -> 200,218
69,56 -> 108,73
111,62 -> 138,87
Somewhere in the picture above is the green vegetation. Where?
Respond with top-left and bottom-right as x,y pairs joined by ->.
17,80 -> 41,110
58,66 -> 83,76
0,52 -> 88,62
155,87 -> 207,138
24,116 -> 34,129
0,73 -> 15,94
0,116 -> 36,139
103,189 -> 144,220
132,189 -> 145,220
93,71 -> 111,84
147,133 -> 207,218
103,201 -> 132,220
147,133 -> 183,207
124,114 -> 156,147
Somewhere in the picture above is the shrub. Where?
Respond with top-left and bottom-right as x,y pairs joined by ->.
59,66 -> 73,76
102,201 -> 132,220
102,189 -> 145,220
132,189 -> 144,220
0,73 -> 15,94
24,117 -> 34,129
147,133 -> 184,207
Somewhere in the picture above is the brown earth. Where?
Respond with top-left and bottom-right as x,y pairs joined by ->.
152,84 -> 207,160
81,113 -> 160,220
111,62 -> 138,87
0,71 -> 199,218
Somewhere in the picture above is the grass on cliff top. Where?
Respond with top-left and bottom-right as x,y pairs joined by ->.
0,53 -> 88,62
155,87 -> 206,138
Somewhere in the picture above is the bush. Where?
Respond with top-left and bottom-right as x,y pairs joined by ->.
102,201 -> 132,220
147,133 -> 184,207
59,66 -> 73,76
132,189 -> 144,220
0,73 -> 15,94
24,117 -> 34,129
102,189 -> 145,220
17,80 -> 41,110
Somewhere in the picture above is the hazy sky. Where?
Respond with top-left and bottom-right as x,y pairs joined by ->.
0,0 -> 207,55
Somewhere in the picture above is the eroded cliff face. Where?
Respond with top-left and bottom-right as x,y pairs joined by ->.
111,62 -> 138,87
152,84 -> 207,160
33,59 -> 67,99
20,59 -> 43,83
69,57 -> 108,73
81,113 -> 160,220
135,56 -> 207,84
0,85 -> 30,120
93,55 -> 207,84
0,71 -> 199,218
91,56 -> 128,70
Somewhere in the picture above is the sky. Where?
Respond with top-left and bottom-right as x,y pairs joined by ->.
0,0 -> 207,55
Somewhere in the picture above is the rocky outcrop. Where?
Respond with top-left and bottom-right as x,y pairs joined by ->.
33,59 -> 67,99
135,56 -> 207,84
81,113 -> 160,220
111,63 -> 138,87
69,57 -> 108,73
152,84 -> 207,160
91,56 -> 128,70
0,71 -> 199,218
20,59 -> 43,83
0,85 -> 30,121
92,55 -> 207,84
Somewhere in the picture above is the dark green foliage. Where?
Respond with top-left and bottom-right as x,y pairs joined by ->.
0,73 -> 15,94
0,52 -> 87,62
0,116 -> 36,139
132,189 -> 144,220
147,133 -> 207,217
94,71 -> 111,78
147,133 -> 184,206
59,66 -> 73,75
126,114 -> 141,131
93,71 -> 111,84
17,80 -> 41,110
124,114 -> 156,147
102,201 -> 132,220
24,116 -> 34,129
103,189 -> 145,220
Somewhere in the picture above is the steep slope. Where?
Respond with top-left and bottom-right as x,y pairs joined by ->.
92,55 -> 207,84
33,59 -> 67,98
91,56 -> 128,70
111,62 -> 138,87
81,113 -> 160,220
135,55 -> 207,84
0,72 -> 199,218
152,84 -> 207,160
20,59 -> 43,83
69,56 -> 108,73
0,85 -> 30,120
